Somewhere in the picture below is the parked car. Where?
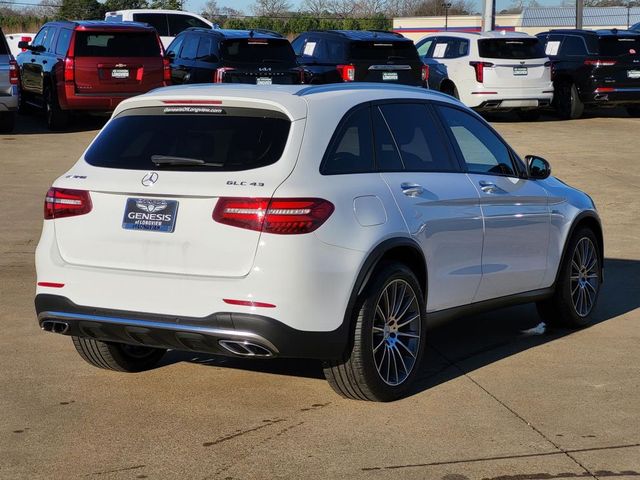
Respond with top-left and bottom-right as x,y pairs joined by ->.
17,21 -> 169,130
35,83 -> 603,401
291,30 -> 428,87
0,28 -> 19,132
416,38 -> 449,92
166,28 -> 303,85
536,29 -> 640,119
4,32 -> 34,57
105,9 -> 213,48
416,31 -> 553,120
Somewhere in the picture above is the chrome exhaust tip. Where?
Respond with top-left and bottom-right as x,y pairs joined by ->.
41,320 -> 70,335
219,340 -> 274,357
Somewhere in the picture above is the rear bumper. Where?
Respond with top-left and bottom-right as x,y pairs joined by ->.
59,85 -> 164,111
0,89 -> 19,111
467,87 -> 554,109
35,294 -> 349,360
585,87 -> 640,106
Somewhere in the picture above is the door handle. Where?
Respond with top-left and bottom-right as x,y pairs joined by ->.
42,60 -> 47,65
30,58 -> 36,62
479,181 -> 498,194
401,182 -> 424,197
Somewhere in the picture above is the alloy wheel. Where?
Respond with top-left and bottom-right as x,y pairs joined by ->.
570,237 -> 599,317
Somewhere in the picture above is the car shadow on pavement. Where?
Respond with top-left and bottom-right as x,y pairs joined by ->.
161,257 -> 640,393
484,107 -> 632,123
5,112 -> 107,135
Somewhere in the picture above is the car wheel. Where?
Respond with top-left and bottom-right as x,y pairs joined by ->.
0,111 -> 15,133
627,106 -> 640,117
537,227 -> 601,328
441,82 -> 459,100
516,109 -> 541,121
323,262 -> 426,401
555,82 -> 584,120
72,336 -> 166,372
44,86 -> 69,130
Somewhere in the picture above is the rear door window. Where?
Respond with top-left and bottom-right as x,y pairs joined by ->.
435,37 -> 469,59
372,107 -> 403,171
133,13 -> 169,37
41,27 -> 56,52
74,31 -> 161,57
54,28 -> 72,56
478,38 -> 545,59
322,107 -> 374,175
196,35 -> 218,62
84,107 -> 291,172
179,33 -> 199,61
559,36 -> 587,56
167,14 -> 210,36
220,38 -> 296,66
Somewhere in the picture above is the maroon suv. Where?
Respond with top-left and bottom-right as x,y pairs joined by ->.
17,21 -> 170,129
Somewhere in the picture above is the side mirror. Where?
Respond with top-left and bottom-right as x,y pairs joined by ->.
526,155 -> 551,179
165,51 -> 175,59
17,40 -> 31,50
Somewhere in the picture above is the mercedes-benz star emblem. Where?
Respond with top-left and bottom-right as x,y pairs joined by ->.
141,172 -> 159,187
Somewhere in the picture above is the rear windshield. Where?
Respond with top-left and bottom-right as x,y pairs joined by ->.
350,41 -> 419,62
598,36 -> 640,57
220,39 -> 296,65
84,107 -> 291,172
478,38 -> 545,59
74,31 -> 160,57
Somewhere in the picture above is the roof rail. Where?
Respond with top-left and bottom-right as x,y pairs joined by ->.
367,29 -> 404,37
295,82 -> 434,97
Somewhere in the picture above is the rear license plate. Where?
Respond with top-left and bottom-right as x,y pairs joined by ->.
513,67 -> 528,76
628,70 -> 640,79
112,69 -> 129,79
122,198 -> 178,233
256,77 -> 272,85
382,72 -> 398,81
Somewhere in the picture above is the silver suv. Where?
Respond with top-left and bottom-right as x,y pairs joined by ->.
0,28 -> 18,132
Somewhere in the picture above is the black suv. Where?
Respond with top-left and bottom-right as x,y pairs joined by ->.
537,29 -> 640,118
166,28 -> 302,85
291,30 -> 427,86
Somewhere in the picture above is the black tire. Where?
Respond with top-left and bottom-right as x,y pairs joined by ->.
536,227 -> 601,328
627,106 -> 640,118
44,86 -> 69,130
555,82 -> 584,120
0,111 -> 15,133
323,262 -> 427,402
517,109 -> 541,121
72,337 -> 166,372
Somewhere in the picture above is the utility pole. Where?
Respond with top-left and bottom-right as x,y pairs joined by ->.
443,3 -> 452,31
481,0 -> 496,32
576,0 -> 584,29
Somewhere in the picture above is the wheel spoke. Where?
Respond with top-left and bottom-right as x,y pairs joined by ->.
396,338 -> 416,359
397,314 -> 419,329
391,346 -> 399,384
373,337 -> 385,354
393,345 -> 409,376
397,331 -> 419,339
392,284 -> 406,317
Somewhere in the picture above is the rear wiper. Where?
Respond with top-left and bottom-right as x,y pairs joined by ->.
151,155 -> 223,167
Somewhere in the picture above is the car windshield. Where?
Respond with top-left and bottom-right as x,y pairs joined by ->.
84,107 -> 291,172
478,38 -> 546,59
350,41 -> 419,61
220,38 -> 296,65
74,31 -> 160,57
598,36 -> 640,57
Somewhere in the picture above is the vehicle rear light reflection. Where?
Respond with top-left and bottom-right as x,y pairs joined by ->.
337,64 -> 355,82
214,67 -> 235,83
44,188 -> 92,220
9,59 -> 19,85
544,60 -> 555,80
594,87 -> 615,93
37,282 -> 65,288
64,57 -> 75,82
469,61 -> 493,83
584,59 -> 617,67
421,64 -> 429,82
213,197 -> 334,234
223,299 -> 276,308
162,57 -> 171,84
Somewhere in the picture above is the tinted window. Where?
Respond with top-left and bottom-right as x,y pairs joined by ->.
416,38 -> 435,57
350,41 -> 419,61
220,39 -> 296,65
372,107 -> 403,171
180,34 -> 199,60
133,13 -> 169,37
438,37 -> 469,58
323,107 -> 374,175
55,28 -> 72,56
85,108 -> 291,172
560,36 -> 587,56
196,35 -> 217,62
437,106 -> 515,176
31,27 -> 48,47
166,34 -> 184,58
290,35 -> 305,55
41,27 -> 55,51
598,36 -> 640,57
167,14 -> 210,36
379,104 -> 454,172
74,32 -> 160,57
478,38 -> 545,59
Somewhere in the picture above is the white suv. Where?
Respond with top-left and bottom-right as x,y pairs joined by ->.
417,31 -> 554,120
35,84 -> 603,401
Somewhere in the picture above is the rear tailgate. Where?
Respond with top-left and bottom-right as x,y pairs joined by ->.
350,41 -> 423,85
219,38 -> 301,85
592,35 -> 640,89
52,101 -> 304,278
73,30 -> 164,94
478,37 -> 551,89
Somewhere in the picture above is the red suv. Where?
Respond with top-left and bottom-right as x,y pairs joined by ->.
17,21 -> 170,129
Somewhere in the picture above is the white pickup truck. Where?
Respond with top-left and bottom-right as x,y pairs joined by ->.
4,32 -> 34,57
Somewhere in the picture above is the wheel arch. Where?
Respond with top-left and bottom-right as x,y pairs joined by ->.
554,211 -> 604,285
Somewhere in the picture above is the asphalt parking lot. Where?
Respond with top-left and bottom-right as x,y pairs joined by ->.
1,110 -> 639,480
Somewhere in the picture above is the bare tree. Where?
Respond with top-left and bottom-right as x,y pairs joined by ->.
355,0 -> 388,16
35,0 -> 60,17
326,0 -> 358,17
250,0 -> 292,16
301,0 -> 331,15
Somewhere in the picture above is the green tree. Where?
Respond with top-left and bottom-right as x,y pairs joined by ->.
103,0 -> 149,12
149,0 -> 183,10
59,0 -> 105,20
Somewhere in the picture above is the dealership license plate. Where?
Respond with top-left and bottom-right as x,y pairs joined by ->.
628,70 -> 640,79
256,77 -> 272,85
112,68 -> 129,79
513,67 -> 528,76
382,72 -> 398,81
122,198 -> 178,233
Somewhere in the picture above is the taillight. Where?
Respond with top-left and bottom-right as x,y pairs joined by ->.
213,197 -> 334,235
544,60 -> 555,80
469,61 -> 493,83
20,36 -> 31,52
214,67 -> 235,83
9,59 -> 19,86
163,57 -> 171,84
337,64 -> 355,82
584,59 -> 617,67
421,64 -> 429,83
44,188 -> 92,220
64,57 -> 74,82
